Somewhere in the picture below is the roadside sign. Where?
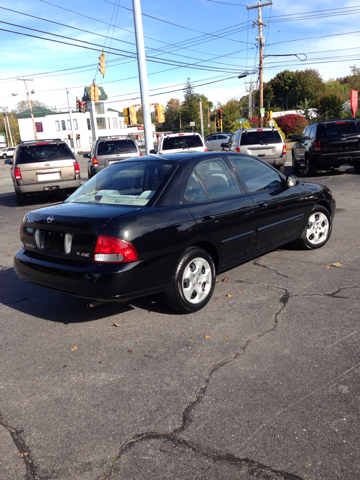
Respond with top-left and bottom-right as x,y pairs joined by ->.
350,90 -> 358,118
190,121 -> 195,126
260,108 -> 265,114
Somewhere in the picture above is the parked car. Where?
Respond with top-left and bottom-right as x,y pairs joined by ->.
84,135 -> 142,178
205,133 -> 231,151
9,139 -> 81,206
222,127 -> 287,172
2,146 -> 16,159
292,119 -> 360,176
153,132 -> 207,155
14,152 -> 335,313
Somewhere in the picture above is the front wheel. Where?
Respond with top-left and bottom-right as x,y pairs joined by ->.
2,154 -> 6,159
298,206 -> 332,250
292,153 -> 300,173
164,248 -> 216,313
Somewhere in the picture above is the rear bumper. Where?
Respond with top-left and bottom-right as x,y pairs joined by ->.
14,249 -> 170,301
16,179 -> 81,194
313,151 -> 360,166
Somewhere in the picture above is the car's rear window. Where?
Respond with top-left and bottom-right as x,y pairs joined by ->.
240,131 -> 282,145
97,140 -> 138,155
318,121 -> 360,138
162,135 -> 204,150
67,160 -> 177,206
18,143 -> 74,164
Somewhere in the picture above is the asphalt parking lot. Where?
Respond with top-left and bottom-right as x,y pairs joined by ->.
0,152 -> 359,480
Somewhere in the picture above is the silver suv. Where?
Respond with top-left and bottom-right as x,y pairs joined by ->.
85,136 -> 141,178
223,127 -> 287,172
9,139 -> 81,206
152,132 -> 207,155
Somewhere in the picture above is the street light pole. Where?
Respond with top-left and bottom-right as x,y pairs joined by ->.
18,78 -> 38,140
3,108 -> 13,146
132,0 -> 154,154
66,88 -> 77,155
199,99 -> 204,139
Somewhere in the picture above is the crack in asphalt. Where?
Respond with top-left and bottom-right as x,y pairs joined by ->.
253,259 -> 291,278
101,286 -> 295,480
0,413 -> 37,480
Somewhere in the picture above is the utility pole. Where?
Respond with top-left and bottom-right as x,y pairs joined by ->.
246,82 -> 254,120
18,78 -> 38,140
3,108 -> 13,146
199,99 -> 204,139
247,1 -> 272,127
3,117 -> 9,146
132,0 -> 154,154
66,89 -> 77,155
206,107 -> 211,135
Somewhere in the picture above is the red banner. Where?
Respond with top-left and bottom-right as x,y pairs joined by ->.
350,90 -> 358,118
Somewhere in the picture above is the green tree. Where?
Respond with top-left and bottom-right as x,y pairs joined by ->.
15,99 -> 50,113
181,78 -> 212,132
0,108 -> 20,145
268,70 -> 298,110
314,94 -> 344,120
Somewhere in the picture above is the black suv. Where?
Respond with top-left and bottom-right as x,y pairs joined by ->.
292,119 -> 360,175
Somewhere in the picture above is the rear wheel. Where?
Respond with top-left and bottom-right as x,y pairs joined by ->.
354,163 -> 360,173
292,153 -> 300,173
277,165 -> 285,174
305,155 -> 316,176
164,248 -> 216,313
2,154 -> 6,159
16,191 -> 27,206
298,206 -> 332,250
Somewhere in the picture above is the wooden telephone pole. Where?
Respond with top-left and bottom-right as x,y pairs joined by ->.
247,1 -> 272,127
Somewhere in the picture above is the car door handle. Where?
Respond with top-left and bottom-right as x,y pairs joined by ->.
200,213 -> 215,221
257,202 -> 268,208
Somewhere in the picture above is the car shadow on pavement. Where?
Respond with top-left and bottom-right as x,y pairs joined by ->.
0,268 -> 180,324
0,191 -> 69,209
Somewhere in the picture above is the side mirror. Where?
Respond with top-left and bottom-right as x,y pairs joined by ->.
221,143 -> 229,148
286,175 -> 299,188
4,158 -> 12,165
149,149 -> 156,154
83,153 -> 90,158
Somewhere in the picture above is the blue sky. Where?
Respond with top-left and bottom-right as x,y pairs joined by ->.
0,0 -> 359,114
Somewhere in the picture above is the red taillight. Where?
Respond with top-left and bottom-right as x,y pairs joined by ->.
282,144 -> 287,155
93,234 -> 139,263
74,161 -> 80,175
256,129 -> 263,131
335,122 -> 345,124
204,148 -> 208,152
93,157 -> 98,166
314,140 -> 321,152
139,152 -> 143,156
235,147 -> 241,152
15,167 -> 22,180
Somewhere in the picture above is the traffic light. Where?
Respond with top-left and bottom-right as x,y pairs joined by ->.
76,134 -> 80,140
155,104 -> 165,123
129,106 -> 137,125
76,98 -> 81,111
123,107 -> 130,125
68,134 -> 72,140
216,119 -> 219,128
81,101 -> 87,113
89,84 -> 99,101
269,110 -> 273,119
99,50 -> 105,76
219,108 -> 223,119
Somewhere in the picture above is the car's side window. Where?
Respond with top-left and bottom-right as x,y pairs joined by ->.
230,157 -> 283,193
185,158 -> 241,202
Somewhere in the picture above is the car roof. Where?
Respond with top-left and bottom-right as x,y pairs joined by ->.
162,132 -> 202,138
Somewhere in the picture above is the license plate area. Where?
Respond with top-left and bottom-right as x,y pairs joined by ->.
37,172 -> 61,181
34,229 -> 72,254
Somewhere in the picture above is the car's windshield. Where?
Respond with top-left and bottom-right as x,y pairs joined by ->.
18,143 -> 74,164
67,160 -> 177,206
162,135 -> 204,150
318,121 -> 360,137
97,139 -> 138,155
240,131 -> 282,145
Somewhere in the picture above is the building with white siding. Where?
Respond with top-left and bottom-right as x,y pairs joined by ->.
16,86 -> 155,151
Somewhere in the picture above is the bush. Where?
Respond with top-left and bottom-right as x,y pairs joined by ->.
275,114 -> 308,138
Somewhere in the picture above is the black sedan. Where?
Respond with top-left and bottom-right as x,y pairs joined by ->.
14,152 -> 336,313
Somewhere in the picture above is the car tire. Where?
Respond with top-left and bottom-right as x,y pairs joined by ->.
278,165 -> 285,174
2,154 -> 6,159
305,155 -> 316,176
16,191 -> 27,206
354,163 -> 360,173
164,248 -> 216,313
292,153 -> 300,173
298,206 -> 332,250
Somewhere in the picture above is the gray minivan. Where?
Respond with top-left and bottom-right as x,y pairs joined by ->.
85,136 -> 141,178
223,127 -> 287,172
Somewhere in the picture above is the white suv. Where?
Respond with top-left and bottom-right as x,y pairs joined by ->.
2,146 -> 16,159
153,133 -> 208,155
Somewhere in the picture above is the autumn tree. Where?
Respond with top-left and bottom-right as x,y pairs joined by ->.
181,78 -> 212,132
15,99 -> 51,113
314,94 -> 344,120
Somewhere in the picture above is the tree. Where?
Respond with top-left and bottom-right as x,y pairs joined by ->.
219,99 -> 242,132
268,70 -> 298,110
162,98 -> 181,131
15,99 -> 51,113
275,114 -> 308,138
314,94 -> 344,120
181,78 -> 213,132
298,98 -> 313,122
